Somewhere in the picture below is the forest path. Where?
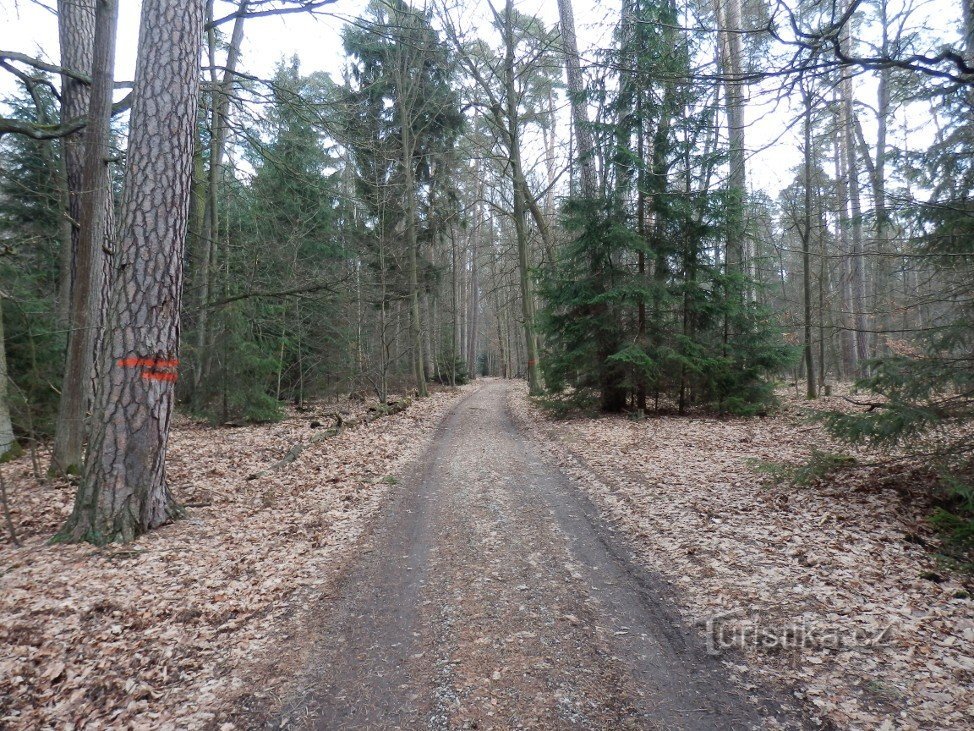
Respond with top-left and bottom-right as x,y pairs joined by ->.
273,381 -> 800,730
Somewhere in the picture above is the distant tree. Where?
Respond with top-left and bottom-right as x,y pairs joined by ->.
342,0 -> 463,398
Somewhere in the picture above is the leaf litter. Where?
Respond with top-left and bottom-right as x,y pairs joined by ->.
0,386 -> 469,730
511,385 -> 973,730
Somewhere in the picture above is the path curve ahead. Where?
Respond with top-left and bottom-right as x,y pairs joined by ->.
273,381 -> 803,730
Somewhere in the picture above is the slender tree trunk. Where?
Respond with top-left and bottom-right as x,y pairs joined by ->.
0,297 -> 17,459
502,0 -> 542,395
57,0 -> 205,544
838,3 -> 870,372
51,0 -> 118,476
815,171 -> 829,389
52,0 -> 96,470
402,122 -> 428,397
853,0 -> 892,355
193,1 -> 248,402
801,89 -> 816,399
634,0 -> 648,413
467,201 -> 482,376
832,107 -> 857,377
543,88 -> 558,231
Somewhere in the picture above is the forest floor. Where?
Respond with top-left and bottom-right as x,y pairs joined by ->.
1,379 -> 972,730
0,385 -> 469,729
512,383 -> 974,730
243,379 -> 802,730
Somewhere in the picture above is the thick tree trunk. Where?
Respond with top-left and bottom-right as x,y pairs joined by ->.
57,0 -> 205,544
51,0 -> 118,476
714,0 -> 747,279
556,0 -> 597,198
56,0 -> 95,319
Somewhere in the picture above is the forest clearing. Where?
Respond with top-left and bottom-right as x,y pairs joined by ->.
2,0 -> 974,728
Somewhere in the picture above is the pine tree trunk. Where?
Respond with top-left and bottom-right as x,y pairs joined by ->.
556,0 -> 597,198
56,0 -> 95,321
51,0 -> 117,476
51,0 -> 96,473
714,0 -> 747,279
57,0 -> 204,544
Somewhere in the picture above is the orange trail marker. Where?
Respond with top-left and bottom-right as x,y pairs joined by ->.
117,357 -> 179,369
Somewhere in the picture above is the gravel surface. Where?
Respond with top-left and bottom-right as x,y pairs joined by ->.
265,380 -> 806,730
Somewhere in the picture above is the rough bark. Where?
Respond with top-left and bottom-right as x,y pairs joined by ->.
556,0 -> 597,198
713,0 -> 747,278
57,0 -> 205,544
51,0 -> 95,472
56,0 -> 95,314
51,0 -> 118,476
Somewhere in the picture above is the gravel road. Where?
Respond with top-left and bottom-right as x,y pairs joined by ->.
272,381 -> 805,730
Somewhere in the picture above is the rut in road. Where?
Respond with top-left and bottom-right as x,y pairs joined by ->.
272,381 -> 804,730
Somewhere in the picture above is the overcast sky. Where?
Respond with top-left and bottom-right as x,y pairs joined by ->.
0,0 -> 963,196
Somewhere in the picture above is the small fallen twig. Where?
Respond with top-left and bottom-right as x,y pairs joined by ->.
841,396 -> 887,412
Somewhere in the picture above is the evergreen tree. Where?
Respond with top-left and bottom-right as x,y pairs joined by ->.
191,60 -> 347,422
538,0 -> 791,414
341,0 -> 463,398
0,83 -> 66,440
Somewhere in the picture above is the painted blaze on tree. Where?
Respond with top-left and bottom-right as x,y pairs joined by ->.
57,0 -> 205,545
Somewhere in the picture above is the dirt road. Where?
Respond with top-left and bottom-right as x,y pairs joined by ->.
270,381 -> 804,730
